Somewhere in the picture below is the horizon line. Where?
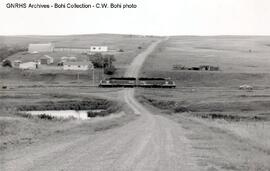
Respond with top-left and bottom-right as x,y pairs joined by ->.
1,33 -> 270,37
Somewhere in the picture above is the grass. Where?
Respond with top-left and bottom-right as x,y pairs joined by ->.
16,99 -> 118,111
1,34 -> 158,78
0,85 -> 124,150
207,119 -> 270,151
136,36 -> 270,169
0,34 -> 151,151
142,36 -> 270,74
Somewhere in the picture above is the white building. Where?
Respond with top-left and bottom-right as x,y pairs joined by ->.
90,46 -> 108,52
28,43 -> 54,53
63,61 -> 93,71
19,62 -> 38,70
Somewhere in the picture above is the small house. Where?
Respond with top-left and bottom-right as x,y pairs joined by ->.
63,61 -> 93,71
12,60 -> 22,68
28,43 -> 54,53
39,55 -> 54,65
90,46 -> 108,52
19,62 -> 38,70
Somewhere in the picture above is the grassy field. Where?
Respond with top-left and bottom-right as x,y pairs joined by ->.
137,36 -> 270,169
1,34 -> 157,72
0,34 -> 153,150
1,34 -> 158,83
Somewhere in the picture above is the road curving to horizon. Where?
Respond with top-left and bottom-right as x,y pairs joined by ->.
2,38 -> 200,171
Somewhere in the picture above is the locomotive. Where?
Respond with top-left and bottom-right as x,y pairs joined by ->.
99,77 -> 136,87
99,77 -> 176,88
137,77 -> 176,88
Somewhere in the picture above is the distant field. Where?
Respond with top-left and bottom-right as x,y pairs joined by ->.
142,36 -> 270,74
137,36 -> 270,158
1,34 -> 158,83
139,36 -> 270,116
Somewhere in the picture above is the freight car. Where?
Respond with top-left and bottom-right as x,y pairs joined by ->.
137,77 -> 176,88
99,77 -> 136,87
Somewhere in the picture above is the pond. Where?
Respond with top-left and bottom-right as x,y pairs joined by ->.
24,110 -> 105,120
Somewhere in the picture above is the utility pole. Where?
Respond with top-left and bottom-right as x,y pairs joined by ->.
102,57 -> 104,80
77,72 -> 80,81
92,67 -> 95,86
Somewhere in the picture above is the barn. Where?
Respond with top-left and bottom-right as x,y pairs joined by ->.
90,46 -> 108,52
39,55 -> 54,65
28,43 -> 54,53
63,61 -> 93,71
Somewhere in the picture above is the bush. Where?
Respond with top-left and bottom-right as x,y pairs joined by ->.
2,59 -> 12,67
38,114 -> 55,120
87,110 -> 108,118
174,106 -> 189,113
88,53 -> 116,69
118,49 -> 124,52
104,66 -> 116,75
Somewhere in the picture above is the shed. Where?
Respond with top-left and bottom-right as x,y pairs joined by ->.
39,55 -> 54,64
28,43 -> 54,53
63,61 -> 93,71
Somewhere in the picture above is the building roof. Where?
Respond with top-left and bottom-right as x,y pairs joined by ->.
40,55 -> 53,59
64,61 -> 93,66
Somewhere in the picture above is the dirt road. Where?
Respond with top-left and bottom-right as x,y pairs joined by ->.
2,39 -> 200,171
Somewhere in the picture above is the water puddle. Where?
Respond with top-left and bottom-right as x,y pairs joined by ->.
23,110 -> 105,120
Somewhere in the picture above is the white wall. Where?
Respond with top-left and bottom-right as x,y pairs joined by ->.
90,46 -> 108,52
19,62 -> 37,70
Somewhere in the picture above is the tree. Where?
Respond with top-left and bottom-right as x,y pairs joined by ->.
88,53 -> 104,68
88,53 -> 117,75
103,54 -> 115,68
104,66 -> 116,75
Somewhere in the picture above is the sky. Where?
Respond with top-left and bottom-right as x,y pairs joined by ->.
0,0 -> 270,35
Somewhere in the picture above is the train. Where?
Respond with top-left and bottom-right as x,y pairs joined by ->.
99,77 -> 176,88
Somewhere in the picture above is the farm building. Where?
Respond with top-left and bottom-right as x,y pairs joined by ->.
12,60 -> 22,68
199,65 -> 220,71
19,62 -> 38,70
28,43 -> 54,53
90,46 -> 108,52
39,55 -> 54,64
63,61 -> 93,71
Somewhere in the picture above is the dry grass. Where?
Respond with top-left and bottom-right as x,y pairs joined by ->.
137,36 -> 270,169
209,119 -> 270,151
2,34 -> 158,77
142,36 -> 270,74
